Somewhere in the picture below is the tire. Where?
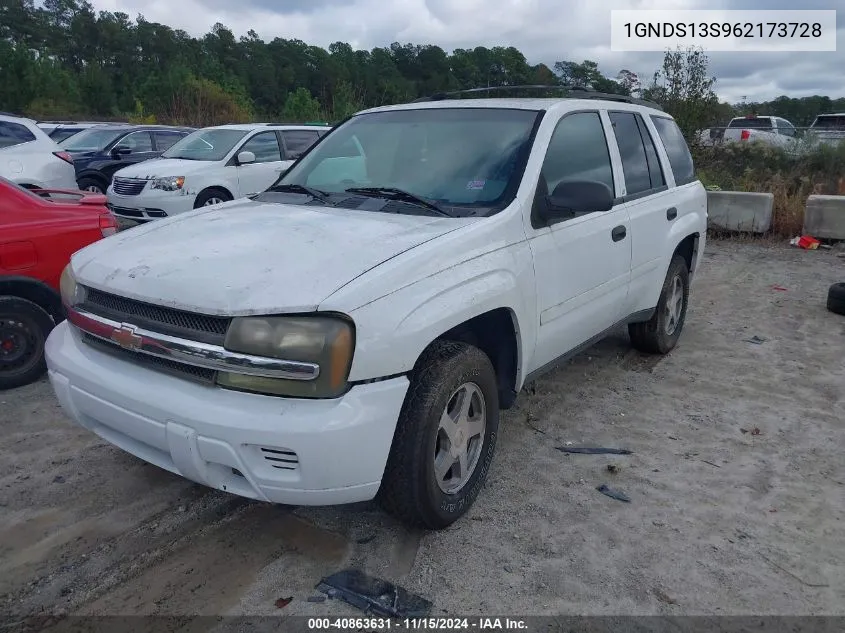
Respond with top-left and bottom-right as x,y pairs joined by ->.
77,177 -> 106,194
827,282 -> 845,316
0,296 -> 55,390
629,254 -> 690,355
378,340 -> 500,529
194,188 -> 232,208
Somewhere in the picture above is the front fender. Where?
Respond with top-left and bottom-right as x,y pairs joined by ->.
344,242 -> 537,386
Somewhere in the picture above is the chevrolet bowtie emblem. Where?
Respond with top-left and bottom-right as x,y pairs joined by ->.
110,323 -> 142,350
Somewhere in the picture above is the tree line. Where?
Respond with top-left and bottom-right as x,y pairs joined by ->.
1,0 -> 843,133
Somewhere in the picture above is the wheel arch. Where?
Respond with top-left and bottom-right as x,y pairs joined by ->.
0,276 -> 64,324
194,186 -> 234,208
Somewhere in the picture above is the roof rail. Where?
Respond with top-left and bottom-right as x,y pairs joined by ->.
411,85 -> 664,111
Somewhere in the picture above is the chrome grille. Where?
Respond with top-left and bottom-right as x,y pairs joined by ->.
81,287 -> 232,345
81,333 -> 216,384
112,177 -> 147,196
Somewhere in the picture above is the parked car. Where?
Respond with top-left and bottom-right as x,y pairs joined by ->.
0,114 -> 77,190
37,121 -> 126,144
106,124 -> 330,223
46,91 -> 706,529
62,124 -> 193,194
0,178 -> 117,389
721,115 -> 799,148
807,113 -> 845,147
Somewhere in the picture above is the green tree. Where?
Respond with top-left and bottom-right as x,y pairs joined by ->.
282,87 -> 321,122
643,46 -> 717,140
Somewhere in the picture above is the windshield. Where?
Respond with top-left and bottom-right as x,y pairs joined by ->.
162,128 -> 248,161
275,107 -> 540,216
812,115 -> 845,130
63,128 -> 125,151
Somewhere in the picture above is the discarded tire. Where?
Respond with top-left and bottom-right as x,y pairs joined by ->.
827,283 -> 845,316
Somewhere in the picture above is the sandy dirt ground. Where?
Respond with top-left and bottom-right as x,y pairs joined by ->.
1,239 -> 844,626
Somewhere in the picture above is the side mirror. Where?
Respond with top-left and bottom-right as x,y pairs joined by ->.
112,146 -> 131,158
542,180 -> 614,222
237,150 -> 256,165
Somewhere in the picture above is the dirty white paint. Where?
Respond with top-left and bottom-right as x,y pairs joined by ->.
71,198 -> 479,316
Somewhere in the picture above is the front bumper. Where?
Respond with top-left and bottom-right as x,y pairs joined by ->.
107,188 -> 197,221
45,321 -> 409,505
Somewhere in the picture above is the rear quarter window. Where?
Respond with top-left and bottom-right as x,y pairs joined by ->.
650,116 -> 697,186
0,121 -> 37,149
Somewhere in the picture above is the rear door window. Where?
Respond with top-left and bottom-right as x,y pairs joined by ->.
282,130 -> 320,160
650,116 -> 697,186
0,121 -> 37,149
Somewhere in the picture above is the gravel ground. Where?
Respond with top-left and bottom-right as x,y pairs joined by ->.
1,239 -> 844,625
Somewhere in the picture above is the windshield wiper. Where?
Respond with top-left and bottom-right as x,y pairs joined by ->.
267,183 -> 335,206
344,187 -> 451,217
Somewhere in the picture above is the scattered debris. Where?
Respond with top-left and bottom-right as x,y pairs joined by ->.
790,235 -> 820,250
652,588 -> 678,605
667,435 -> 679,441
274,596 -> 293,609
771,285 -> 788,292
316,569 -> 432,617
745,335 -> 767,345
751,428 -> 762,436
607,464 -> 619,474
596,484 -> 631,503
557,447 -> 633,455
769,508 -> 778,513
524,412 -> 546,435
700,460 -> 722,469
52,475 -> 65,484
356,534 -> 376,545
307,596 -> 327,603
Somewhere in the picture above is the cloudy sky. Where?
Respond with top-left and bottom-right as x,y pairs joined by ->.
89,0 -> 844,103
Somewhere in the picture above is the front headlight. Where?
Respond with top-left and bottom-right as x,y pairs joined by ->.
150,176 -> 185,191
59,264 -> 86,307
217,315 -> 354,398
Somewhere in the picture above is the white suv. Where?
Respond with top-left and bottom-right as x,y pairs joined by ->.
106,124 -> 330,223
46,92 -> 707,529
0,114 -> 77,190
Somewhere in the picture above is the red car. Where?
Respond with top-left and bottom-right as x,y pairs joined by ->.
0,178 -> 117,389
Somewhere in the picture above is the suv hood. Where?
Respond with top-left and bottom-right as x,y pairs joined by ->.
114,158 -> 217,179
71,198 -> 477,315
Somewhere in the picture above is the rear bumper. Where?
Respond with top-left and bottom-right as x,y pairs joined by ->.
45,321 -> 409,505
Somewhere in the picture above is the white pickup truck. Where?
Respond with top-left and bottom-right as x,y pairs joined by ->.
807,113 -> 845,147
45,91 -> 707,529
720,115 -> 799,148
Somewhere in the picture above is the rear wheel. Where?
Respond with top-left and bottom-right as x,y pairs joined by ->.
629,255 -> 690,354
77,177 -> 106,194
0,296 -> 55,390
194,189 -> 232,208
378,341 -> 499,529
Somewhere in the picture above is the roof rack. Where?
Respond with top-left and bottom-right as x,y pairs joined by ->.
411,85 -> 663,111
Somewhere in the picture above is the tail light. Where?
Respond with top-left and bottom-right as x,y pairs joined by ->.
53,151 -> 74,164
740,130 -> 751,141
99,212 -> 118,237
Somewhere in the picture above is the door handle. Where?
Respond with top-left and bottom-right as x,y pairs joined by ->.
611,225 -> 627,242
667,206 -> 678,220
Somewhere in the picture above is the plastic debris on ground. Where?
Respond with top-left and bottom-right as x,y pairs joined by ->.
315,569 -> 432,617
274,596 -> 293,609
556,446 -> 632,455
790,235 -> 820,250
596,484 -> 631,502
744,335 -> 767,345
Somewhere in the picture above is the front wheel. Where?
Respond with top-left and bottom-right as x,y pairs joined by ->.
194,189 -> 232,208
629,254 -> 690,355
77,177 -> 106,194
0,296 -> 55,390
378,341 -> 499,529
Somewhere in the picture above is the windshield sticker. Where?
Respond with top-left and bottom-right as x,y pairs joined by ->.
466,179 -> 486,190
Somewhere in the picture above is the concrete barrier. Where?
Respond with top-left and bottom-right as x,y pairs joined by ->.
803,195 -> 845,239
706,191 -> 773,233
